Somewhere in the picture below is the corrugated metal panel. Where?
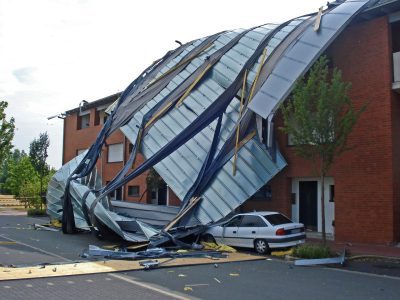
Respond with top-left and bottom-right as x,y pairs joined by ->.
111,201 -> 179,227
120,20 -> 308,224
47,153 -> 159,242
248,0 -> 372,119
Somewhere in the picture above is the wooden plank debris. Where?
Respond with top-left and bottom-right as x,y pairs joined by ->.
0,252 -> 264,281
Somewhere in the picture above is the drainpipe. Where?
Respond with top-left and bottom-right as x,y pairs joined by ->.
166,185 -> 170,206
122,135 -> 127,201
62,117 -> 66,165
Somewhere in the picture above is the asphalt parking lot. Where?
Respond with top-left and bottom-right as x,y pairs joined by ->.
1,213 -> 400,300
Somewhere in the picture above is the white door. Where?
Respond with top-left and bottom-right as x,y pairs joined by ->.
222,216 -> 242,246
291,177 -> 335,234
236,215 -> 260,247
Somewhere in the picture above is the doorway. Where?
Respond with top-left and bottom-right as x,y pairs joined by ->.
150,181 -> 167,205
299,181 -> 318,231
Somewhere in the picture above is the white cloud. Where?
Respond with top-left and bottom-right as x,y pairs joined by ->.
12,67 -> 37,84
0,0 -> 325,168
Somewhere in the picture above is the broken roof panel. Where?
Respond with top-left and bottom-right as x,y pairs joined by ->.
248,0 -> 372,119
119,21 -> 311,224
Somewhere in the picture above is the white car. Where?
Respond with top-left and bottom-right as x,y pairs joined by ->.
204,211 -> 305,254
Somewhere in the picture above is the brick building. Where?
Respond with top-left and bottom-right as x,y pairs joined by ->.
244,9 -> 400,245
62,94 -> 181,206
62,3 -> 400,245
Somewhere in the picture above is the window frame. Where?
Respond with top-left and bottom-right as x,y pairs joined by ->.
128,185 -> 140,197
77,113 -> 90,130
107,143 -> 124,163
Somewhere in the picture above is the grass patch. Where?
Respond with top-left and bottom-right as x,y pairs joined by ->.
293,244 -> 331,259
27,208 -> 47,217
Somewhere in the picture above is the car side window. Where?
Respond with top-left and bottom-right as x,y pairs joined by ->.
240,216 -> 267,227
225,216 -> 242,227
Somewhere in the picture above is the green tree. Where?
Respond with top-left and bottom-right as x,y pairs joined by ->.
0,149 -> 26,193
19,180 -> 41,209
29,132 -> 50,205
0,101 -> 15,164
280,56 -> 365,244
4,155 -> 39,197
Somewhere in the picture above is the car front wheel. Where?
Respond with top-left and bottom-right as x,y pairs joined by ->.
254,239 -> 270,254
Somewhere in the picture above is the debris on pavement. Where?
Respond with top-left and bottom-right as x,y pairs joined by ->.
201,242 -> 236,253
214,277 -> 221,284
33,224 -> 60,232
81,245 -> 227,261
0,251 -> 263,281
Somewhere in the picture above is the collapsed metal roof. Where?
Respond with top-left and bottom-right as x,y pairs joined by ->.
47,0 -> 379,243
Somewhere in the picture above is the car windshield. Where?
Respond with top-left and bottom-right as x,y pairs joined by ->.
263,214 -> 292,226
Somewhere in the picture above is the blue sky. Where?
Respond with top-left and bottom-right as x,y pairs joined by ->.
0,0 -> 325,168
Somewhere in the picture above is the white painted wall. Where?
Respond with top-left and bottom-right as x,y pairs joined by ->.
291,177 -> 335,234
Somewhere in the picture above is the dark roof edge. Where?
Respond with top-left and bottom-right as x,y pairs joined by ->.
65,92 -> 121,114
358,0 -> 400,20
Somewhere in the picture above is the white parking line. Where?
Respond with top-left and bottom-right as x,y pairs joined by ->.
109,273 -> 192,300
0,234 -> 69,262
0,233 -> 193,299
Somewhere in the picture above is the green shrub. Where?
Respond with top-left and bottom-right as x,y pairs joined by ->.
27,208 -> 47,216
293,244 -> 331,259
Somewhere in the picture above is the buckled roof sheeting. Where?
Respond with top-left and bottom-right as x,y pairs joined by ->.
119,22 -> 307,225
248,0 -> 373,119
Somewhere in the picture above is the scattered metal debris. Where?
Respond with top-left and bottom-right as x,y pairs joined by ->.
33,224 -> 60,232
82,245 -> 228,261
294,249 -> 346,266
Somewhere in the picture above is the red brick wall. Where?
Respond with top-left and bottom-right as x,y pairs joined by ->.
392,90 -> 400,243
247,17 -> 398,244
328,16 -> 395,244
168,188 -> 181,206
389,22 -> 400,245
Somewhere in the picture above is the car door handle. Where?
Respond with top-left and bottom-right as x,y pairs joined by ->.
233,231 -> 237,234
252,231 -> 256,234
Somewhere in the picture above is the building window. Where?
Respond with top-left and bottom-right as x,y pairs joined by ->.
128,186 -> 140,197
77,113 -> 90,130
106,181 -> 123,201
128,143 -> 134,154
108,143 -> 123,163
287,114 -> 334,146
252,185 -> 272,201
329,185 -> 335,202
94,109 -> 108,126
392,21 -> 400,84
